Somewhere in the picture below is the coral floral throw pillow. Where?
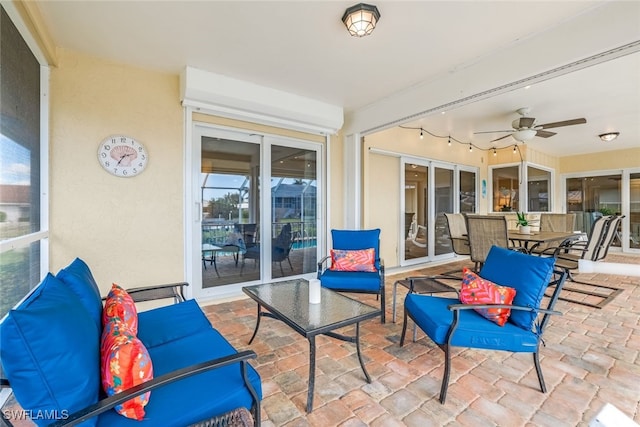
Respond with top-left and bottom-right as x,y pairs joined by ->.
459,268 -> 516,326
101,319 -> 153,420
330,248 -> 376,272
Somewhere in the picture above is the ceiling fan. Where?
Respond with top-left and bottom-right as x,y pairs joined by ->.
475,107 -> 587,143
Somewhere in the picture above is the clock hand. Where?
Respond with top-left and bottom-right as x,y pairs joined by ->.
116,153 -> 131,166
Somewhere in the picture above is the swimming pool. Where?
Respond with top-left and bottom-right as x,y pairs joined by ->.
292,238 -> 317,249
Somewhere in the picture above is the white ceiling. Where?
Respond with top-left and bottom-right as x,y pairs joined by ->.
34,0 -> 640,157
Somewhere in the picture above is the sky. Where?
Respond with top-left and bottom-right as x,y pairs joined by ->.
0,134 -> 31,186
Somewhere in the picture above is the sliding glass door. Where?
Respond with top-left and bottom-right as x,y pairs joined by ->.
191,125 -> 322,300
402,159 -> 476,265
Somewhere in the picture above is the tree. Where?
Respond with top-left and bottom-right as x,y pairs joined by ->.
209,192 -> 241,219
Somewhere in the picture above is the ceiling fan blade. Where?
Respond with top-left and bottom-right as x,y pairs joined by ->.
535,130 -> 556,138
490,134 -> 513,143
538,118 -> 587,129
474,130 -> 513,135
518,117 -> 536,128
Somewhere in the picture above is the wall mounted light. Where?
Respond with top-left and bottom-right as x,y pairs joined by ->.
599,132 -> 620,142
342,3 -> 381,37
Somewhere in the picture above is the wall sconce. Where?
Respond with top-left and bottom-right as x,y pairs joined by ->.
599,132 -> 620,142
342,3 -> 380,37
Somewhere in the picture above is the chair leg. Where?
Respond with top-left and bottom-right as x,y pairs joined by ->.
380,285 -> 386,323
400,310 -> 409,347
440,344 -> 451,404
533,352 -> 547,393
287,256 -> 293,271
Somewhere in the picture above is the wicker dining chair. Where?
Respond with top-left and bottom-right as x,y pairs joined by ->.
444,213 -> 470,257
465,214 -> 522,271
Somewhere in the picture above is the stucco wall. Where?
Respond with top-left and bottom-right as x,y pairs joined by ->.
50,49 -> 184,294
560,148 -> 640,173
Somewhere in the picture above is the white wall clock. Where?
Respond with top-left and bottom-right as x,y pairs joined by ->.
97,135 -> 148,177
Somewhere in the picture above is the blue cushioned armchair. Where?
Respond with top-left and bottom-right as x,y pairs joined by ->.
317,229 -> 386,323
401,246 -> 568,403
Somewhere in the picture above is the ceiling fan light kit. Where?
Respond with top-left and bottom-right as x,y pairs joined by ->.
599,132 -> 620,142
512,129 -> 537,142
342,3 -> 380,37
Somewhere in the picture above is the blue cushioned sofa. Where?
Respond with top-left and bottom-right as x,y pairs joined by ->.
0,258 -> 261,426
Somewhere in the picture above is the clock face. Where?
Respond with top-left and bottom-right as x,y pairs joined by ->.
98,135 -> 148,177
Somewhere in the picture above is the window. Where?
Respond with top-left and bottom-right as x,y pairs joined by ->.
490,163 -> 553,213
527,166 -> 551,212
0,5 -> 48,320
566,174 -> 621,243
492,165 -> 520,212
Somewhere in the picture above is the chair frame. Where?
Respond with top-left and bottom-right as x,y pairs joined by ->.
317,229 -> 386,323
400,268 -> 568,404
541,215 -> 616,280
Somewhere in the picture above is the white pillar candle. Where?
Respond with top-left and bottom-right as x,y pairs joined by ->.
308,278 -> 321,304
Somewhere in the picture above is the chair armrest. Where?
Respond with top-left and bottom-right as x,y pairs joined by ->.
403,275 -> 459,293
48,350 -> 258,427
108,282 -> 189,303
317,255 -> 331,276
447,303 -> 561,317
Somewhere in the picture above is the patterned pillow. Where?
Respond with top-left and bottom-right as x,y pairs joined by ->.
330,248 -> 376,272
102,283 -> 138,334
459,268 -> 516,326
101,319 -> 153,420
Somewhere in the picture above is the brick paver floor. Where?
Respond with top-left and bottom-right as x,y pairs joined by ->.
203,253 -> 640,426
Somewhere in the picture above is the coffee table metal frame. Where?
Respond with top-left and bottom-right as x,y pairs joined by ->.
242,279 -> 381,413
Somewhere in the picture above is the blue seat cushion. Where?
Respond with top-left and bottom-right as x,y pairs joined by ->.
56,257 -> 103,330
137,299 -> 214,349
0,274 -> 100,427
96,328 -> 262,426
479,246 -> 555,331
320,269 -> 381,293
405,294 -> 539,352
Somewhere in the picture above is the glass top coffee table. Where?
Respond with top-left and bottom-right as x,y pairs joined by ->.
242,279 -> 381,413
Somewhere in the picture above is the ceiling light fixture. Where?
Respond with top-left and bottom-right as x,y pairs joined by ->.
419,129 -> 424,140
512,129 -> 537,142
342,3 -> 380,37
599,132 -> 620,142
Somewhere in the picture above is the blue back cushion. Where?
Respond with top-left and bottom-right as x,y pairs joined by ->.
480,246 -> 555,331
0,274 -> 100,426
56,257 -> 103,329
331,229 -> 381,268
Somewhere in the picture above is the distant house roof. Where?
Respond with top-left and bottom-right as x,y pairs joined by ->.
272,184 -> 316,198
0,185 -> 30,204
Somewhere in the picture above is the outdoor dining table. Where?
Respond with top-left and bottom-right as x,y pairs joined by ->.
508,230 -> 584,253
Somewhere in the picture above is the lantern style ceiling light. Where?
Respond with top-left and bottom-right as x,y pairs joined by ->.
599,132 -> 620,142
342,3 -> 381,37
